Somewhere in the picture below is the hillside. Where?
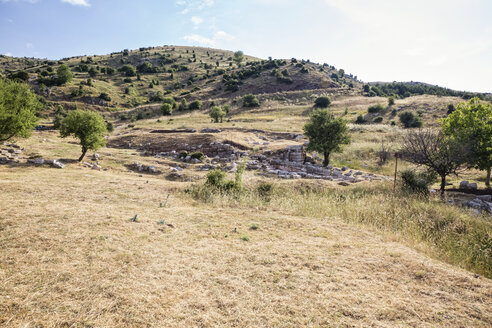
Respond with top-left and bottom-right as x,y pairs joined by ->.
0,46 -> 361,113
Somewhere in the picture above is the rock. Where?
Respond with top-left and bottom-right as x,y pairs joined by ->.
28,158 -> 45,165
459,181 -> 477,190
200,128 -> 221,133
91,164 -> 102,171
476,195 -> 492,202
92,153 -> 100,161
52,160 -> 65,169
342,166 -> 348,171
338,181 -> 351,186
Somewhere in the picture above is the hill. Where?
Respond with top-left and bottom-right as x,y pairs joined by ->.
0,46 -> 361,113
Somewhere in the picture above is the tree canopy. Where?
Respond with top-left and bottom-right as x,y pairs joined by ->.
210,106 -> 226,123
442,98 -> 492,186
401,128 -> 469,195
303,109 -> 351,166
233,51 -> 244,67
57,64 -> 73,85
60,110 -> 107,161
0,78 -> 40,142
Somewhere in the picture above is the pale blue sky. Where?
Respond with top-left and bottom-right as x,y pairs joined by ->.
1,0 -> 491,92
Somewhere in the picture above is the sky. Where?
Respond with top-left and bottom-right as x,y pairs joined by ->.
0,0 -> 491,92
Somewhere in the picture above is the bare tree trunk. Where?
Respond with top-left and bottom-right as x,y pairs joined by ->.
440,175 -> 446,196
78,147 -> 88,162
323,151 -> 330,167
486,167 -> 491,188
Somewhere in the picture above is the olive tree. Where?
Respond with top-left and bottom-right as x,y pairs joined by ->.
442,98 -> 492,187
56,64 -> 73,85
401,128 -> 469,195
60,110 -> 107,161
0,78 -> 40,142
210,106 -> 225,123
233,51 -> 244,67
303,109 -> 351,166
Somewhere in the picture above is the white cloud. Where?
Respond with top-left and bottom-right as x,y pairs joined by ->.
183,29 -> 235,46
176,0 -> 214,14
183,34 -> 215,46
191,16 -> 203,25
5,52 -> 12,56
26,42 -> 33,49
214,31 -> 234,41
60,0 -> 90,7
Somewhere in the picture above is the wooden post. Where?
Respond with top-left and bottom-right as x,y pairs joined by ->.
394,152 -> 402,191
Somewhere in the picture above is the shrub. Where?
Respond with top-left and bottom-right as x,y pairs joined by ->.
256,181 -> 274,201
106,121 -> 114,132
99,92 -> 111,102
368,104 -> 384,113
243,94 -> 259,107
190,152 -> 204,160
399,111 -> 423,128
161,103 -> 173,116
447,103 -> 455,115
188,100 -> 202,110
373,116 -> 383,123
400,170 -> 436,195
355,115 -> 366,124
56,64 -> 73,85
314,96 -> 331,108
162,97 -> 177,108
388,96 -> 395,106
53,105 -> 67,129
118,64 -> 136,77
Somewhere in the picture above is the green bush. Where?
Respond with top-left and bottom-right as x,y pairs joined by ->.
161,103 -> 173,116
355,115 -> 366,124
373,116 -> 383,123
106,121 -> 114,132
188,100 -> 202,110
400,170 -> 436,195
368,104 -> 384,113
99,92 -> 111,102
190,152 -> 204,160
314,96 -> 331,108
399,111 -> 423,128
388,96 -> 395,106
243,94 -> 259,107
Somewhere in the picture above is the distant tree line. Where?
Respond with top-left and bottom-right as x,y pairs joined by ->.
364,82 -> 491,101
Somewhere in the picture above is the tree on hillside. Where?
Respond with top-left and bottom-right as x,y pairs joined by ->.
210,106 -> 226,123
60,110 -> 107,161
233,51 -> 244,67
243,94 -> 259,107
0,78 -> 40,142
442,98 -> 492,187
314,96 -> 331,108
57,64 -> 73,85
303,109 -> 351,166
401,129 -> 469,195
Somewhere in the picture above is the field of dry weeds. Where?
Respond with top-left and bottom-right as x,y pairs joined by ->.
1,127 -> 491,327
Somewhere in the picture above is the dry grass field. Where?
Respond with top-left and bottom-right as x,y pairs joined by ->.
1,127 -> 491,327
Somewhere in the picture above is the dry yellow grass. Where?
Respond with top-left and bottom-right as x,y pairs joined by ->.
1,131 -> 491,327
